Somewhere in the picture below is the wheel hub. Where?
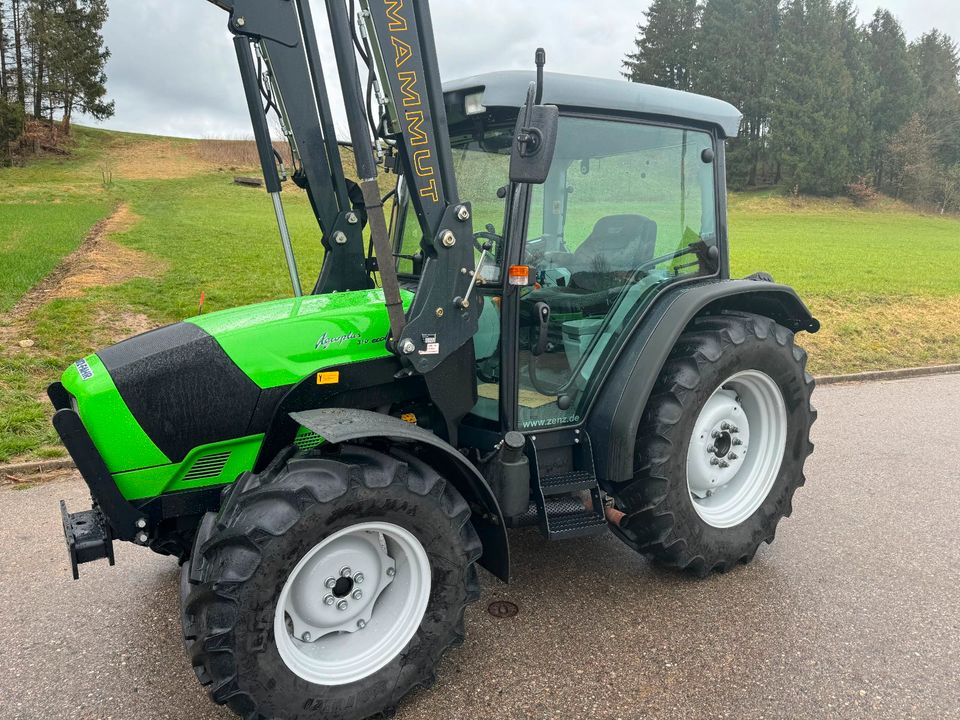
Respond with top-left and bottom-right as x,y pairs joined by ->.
687,388 -> 752,498
285,531 -> 397,641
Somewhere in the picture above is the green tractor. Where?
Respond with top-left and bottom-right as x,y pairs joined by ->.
51,0 -> 818,718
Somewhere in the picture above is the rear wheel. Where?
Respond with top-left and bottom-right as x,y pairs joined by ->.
181,444 -> 481,720
611,312 -> 816,576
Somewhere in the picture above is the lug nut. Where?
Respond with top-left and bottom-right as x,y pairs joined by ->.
721,422 -> 731,431
710,458 -> 720,466
707,445 -> 716,454
302,632 -> 311,642
337,600 -> 348,611
712,430 -> 720,439
730,426 -> 740,434
352,589 -> 363,600
323,595 -> 335,606
354,573 -> 364,585
325,577 -> 337,589
386,567 -> 396,578
357,620 -> 366,630
729,453 -> 739,461
733,438 -> 743,446
719,461 -> 730,469
340,567 -> 352,578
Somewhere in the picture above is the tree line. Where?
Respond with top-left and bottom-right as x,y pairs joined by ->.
624,0 -> 960,213
0,0 -> 112,164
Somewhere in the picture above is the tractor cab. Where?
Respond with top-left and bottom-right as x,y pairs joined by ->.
393,71 -> 741,437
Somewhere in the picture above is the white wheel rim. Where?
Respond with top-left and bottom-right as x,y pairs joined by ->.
685,370 -> 787,529
274,522 -> 431,686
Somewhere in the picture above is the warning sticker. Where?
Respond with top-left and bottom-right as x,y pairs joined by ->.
420,343 -> 440,356
316,371 -> 341,385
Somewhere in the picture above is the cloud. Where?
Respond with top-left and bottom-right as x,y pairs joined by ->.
80,0 -> 959,138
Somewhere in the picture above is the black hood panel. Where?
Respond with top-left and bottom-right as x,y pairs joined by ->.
98,323 -> 265,464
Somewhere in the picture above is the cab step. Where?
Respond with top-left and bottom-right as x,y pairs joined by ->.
546,508 -> 608,539
539,470 -> 597,496
531,430 -> 609,541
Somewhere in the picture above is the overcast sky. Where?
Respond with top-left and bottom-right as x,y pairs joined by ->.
78,0 -> 960,139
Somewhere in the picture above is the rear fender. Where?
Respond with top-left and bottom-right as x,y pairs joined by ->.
290,408 -> 510,582
587,280 -> 818,488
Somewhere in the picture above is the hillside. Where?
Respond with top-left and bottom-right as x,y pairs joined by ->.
1,128 -> 959,463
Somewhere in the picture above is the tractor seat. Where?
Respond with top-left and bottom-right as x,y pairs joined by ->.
522,214 -> 658,320
567,214 -> 658,292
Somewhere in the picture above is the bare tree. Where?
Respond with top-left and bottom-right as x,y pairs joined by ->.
12,0 -> 24,108
1,0 -> 9,100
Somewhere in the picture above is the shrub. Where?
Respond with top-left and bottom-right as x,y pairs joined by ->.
847,176 -> 879,206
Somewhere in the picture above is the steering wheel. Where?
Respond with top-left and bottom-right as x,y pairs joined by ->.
473,224 -> 502,253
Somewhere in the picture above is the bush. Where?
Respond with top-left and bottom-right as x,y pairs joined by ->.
0,99 -> 26,167
847,176 -> 879,206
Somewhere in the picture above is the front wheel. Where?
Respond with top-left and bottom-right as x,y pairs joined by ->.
611,312 -> 816,576
181,444 -> 481,720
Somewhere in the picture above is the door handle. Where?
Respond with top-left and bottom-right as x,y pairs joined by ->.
532,302 -> 550,356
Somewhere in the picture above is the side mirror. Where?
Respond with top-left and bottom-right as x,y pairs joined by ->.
509,84 -> 559,185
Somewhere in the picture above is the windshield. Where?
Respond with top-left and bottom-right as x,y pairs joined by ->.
393,123 -> 514,281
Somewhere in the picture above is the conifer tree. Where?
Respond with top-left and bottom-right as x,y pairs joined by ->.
865,10 -> 918,186
772,0 -> 856,194
623,0 -> 701,91
909,31 -> 960,168
697,0 -> 781,187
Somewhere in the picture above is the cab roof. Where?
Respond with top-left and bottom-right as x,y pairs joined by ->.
443,71 -> 742,139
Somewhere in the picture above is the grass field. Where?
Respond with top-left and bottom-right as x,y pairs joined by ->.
1,128 -> 959,463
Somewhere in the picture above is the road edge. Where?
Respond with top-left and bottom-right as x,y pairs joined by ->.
816,363 -> 960,386
4,363 -> 960,479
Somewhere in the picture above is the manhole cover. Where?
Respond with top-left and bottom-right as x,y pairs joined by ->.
487,600 -> 519,619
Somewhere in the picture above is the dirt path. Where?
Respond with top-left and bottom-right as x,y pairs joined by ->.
0,203 -> 160,346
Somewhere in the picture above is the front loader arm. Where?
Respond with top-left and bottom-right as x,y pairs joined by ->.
212,0 -> 372,294
209,0 -> 482,430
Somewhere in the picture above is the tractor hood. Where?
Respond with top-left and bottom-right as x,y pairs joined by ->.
61,290 -> 411,475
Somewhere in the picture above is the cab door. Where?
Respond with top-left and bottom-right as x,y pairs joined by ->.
501,114 -> 721,433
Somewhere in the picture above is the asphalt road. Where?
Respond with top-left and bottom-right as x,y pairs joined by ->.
2,374 -> 959,720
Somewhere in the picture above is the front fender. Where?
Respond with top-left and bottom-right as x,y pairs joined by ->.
587,279 -> 818,487
290,408 -> 510,583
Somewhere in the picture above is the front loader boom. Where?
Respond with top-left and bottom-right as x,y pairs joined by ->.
209,0 -> 481,390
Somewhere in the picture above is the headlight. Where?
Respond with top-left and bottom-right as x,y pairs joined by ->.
464,91 -> 486,116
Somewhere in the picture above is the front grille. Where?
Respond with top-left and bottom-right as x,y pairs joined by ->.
295,428 -> 325,452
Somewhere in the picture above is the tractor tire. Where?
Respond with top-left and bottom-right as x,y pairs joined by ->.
611,312 -> 816,577
180,444 -> 482,720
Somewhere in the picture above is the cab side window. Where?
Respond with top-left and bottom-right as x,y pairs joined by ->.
516,117 -> 718,429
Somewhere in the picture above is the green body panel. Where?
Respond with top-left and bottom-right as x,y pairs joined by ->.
187,289 -> 414,389
62,289 -> 413,499
61,355 -> 169,474
113,435 -> 264,501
